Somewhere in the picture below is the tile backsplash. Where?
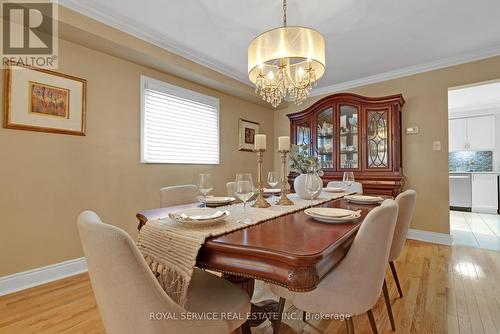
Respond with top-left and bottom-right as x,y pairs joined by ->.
449,151 -> 493,172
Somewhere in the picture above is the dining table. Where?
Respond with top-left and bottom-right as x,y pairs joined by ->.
136,194 -> 384,333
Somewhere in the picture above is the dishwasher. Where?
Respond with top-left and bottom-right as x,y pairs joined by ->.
449,173 -> 472,211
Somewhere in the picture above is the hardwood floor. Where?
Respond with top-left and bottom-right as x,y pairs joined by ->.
1,240 -> 499,334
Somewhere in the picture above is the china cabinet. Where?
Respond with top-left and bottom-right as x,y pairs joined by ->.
287,93 -> 405,196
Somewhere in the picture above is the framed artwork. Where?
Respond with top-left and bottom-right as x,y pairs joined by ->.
4,62 -> 87,135
238,118 -> 260,151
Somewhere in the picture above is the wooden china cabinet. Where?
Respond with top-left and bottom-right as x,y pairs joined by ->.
288,93 -> 405,196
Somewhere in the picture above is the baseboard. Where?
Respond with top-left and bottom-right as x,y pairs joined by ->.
0,258 -> 87,296
407,228 -> 453,246
472,207 -> 498,214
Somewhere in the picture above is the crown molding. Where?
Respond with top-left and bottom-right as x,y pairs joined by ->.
58,0 -> 250,85
449,103 -> 500,114
310,44 -> 500,97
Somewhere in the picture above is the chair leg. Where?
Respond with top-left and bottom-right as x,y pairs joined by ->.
345,317 -> 355,334
239,321 -> 251,334
302,310 -> 307,322
383,280 -> 396,331
272,297 -> 286,334
389,261 -> 403,298
366,309 -> 378,334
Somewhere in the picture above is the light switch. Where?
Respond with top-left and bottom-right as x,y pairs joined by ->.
433,141 -> 441,151
406,126 -> 419,134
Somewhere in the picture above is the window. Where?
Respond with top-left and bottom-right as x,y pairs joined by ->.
141,76 -> 220,164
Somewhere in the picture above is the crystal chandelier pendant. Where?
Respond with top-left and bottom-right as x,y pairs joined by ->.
248,0 -> 326,107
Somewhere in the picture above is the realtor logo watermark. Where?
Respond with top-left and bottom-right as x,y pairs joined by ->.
1,0 -> 58,68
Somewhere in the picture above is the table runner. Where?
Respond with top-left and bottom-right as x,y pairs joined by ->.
136,192 -> 349,307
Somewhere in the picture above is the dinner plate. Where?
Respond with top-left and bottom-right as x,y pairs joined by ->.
304,208 -> 361,223
205,197 -> 236,205
306,208 -> 354,218
323,187 -> 346,193
169,208 -> 229,226
263,188 -> 281,194
344,195 -> 384,204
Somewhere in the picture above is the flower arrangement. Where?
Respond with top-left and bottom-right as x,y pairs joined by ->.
289,144 -> 324,176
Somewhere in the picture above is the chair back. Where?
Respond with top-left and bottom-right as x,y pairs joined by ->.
226,181 -> 236,197
305,200 -> 398,315
77,211 -> 228,334
389,189 -> 417,261
326,180 -> 363,194
160,184 -> 198,207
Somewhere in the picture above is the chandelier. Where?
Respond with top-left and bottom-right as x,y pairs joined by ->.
248,0 -> 326,107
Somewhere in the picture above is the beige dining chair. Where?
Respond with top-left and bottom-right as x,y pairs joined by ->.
271,200 -> 399,334
388,189 -> 417,298
326,180 -> 363,194
77,210 -> 251,334
160,184 -> 199,207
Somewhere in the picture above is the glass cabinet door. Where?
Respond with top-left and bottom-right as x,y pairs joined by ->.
295,121 -> 311,148
316,108 -> 333,169
366,108 -> 390,169
338,105 -> 360,169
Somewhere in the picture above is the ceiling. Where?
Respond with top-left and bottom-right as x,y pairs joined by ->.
61,0 -> 500,94
449,81 -> 500,114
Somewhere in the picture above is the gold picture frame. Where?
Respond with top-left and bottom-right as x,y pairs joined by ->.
238,118 -> 260,151
4,62 -> 87,136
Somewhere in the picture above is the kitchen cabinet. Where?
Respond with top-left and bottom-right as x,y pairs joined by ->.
448,115 -> 495,151
448,118 -> 467,151
467,116 -> 495,150
472,173 -> 498,214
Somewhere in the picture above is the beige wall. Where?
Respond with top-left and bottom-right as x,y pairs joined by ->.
276,55 -> 500,235
0,39 -> 274,276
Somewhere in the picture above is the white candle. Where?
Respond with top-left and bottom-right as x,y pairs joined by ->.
278,136 -> 290,151
254,134 -> 266,150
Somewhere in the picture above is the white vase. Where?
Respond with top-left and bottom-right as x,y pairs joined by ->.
294,173 -> 322,200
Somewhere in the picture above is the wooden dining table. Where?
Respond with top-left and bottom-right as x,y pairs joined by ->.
136,195 -> 383,332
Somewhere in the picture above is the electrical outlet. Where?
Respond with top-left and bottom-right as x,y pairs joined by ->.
433,141 -> 441,151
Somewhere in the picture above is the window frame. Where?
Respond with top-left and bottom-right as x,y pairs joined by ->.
140,75 -> 220,165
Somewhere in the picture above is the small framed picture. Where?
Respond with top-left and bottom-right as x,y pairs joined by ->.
4,62 -> 87,136
238,118 -> 260,151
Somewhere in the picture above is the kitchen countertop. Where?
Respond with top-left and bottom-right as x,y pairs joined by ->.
449,171 -> 499,174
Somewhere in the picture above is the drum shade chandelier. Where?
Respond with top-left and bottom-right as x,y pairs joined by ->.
248,0 -> 326,107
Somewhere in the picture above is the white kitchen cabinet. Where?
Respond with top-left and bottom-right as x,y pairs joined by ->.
467,115 -> 495,150
472,173 -> 498,214
448,118 -> 467,151
448,115 -> 495,151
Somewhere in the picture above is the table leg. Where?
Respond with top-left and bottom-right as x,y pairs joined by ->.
223,274 -> 280,329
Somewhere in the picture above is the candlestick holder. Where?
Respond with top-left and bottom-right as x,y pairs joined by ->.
277,150 -> 294,206
252,149 -> 271,208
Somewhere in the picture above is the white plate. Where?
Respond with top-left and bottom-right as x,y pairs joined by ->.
263,188 -> 281,194
169,208 -> 229,226
304,208 -> 361,223
323,187 -> 346,193
306,208 -> 355,218
344,195 -> 384,204
205,196 -> 236,204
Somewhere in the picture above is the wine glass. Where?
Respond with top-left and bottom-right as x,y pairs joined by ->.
267,171 -> 278,199
235,173 -> 255,224
197,173 -> 213,209
305,169 -> 322,207
343,172 -> 355,188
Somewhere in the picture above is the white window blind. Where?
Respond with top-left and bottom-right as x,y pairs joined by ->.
141,76 -> 220,164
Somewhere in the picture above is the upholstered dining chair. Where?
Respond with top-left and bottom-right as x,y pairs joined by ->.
270,200 -> 399,334
387,189 -> 417,298
77,211 -> 251,334
326,180 -> 363,194
160,184 -> 199,207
